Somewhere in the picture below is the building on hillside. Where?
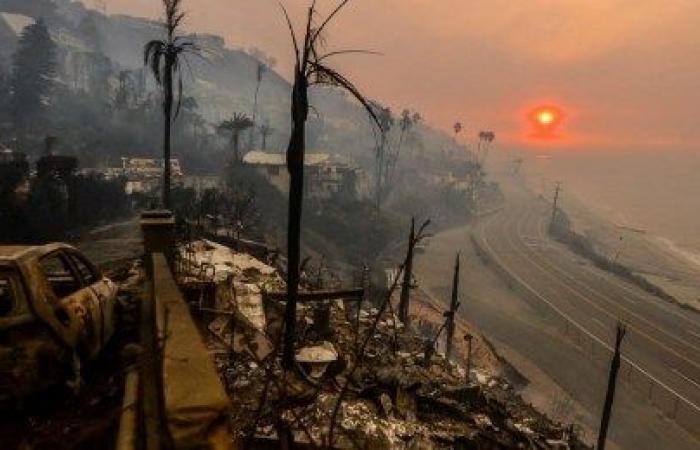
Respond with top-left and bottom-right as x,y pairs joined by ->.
81,158 -> 184,195
117,158 -> 183,195
242,151 -> 362,200
120,157 -> 183,177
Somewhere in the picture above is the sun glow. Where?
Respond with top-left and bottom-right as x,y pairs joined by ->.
528,105 -> 565,140
537,110 -> 556,125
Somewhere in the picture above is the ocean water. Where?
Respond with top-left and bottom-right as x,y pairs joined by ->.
518,149 -> 700,267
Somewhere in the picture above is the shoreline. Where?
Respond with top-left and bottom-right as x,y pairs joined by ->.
512,167 -> 700,312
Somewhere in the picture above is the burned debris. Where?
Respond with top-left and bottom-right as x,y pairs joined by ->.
0,1 -> 648,449
176,236 -> 590,449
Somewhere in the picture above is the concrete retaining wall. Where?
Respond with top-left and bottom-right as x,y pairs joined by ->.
152,252 -> 232,449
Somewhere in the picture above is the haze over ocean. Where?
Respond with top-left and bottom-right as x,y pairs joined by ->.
524,149 -> 700,261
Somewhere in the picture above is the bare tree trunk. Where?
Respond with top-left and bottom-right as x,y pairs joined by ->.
374,143 -> 383,211
162,57 -> 173,209
250,81 -> 261,149
233,132 -> 240,164
193,121 -> 198,153
445,253 -> 460,361
597,323 -> 626,450
398,217 -> 415,325
282,71 -> 308,369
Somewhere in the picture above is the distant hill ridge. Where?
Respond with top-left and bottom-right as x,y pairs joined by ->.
0,0 -> 460,164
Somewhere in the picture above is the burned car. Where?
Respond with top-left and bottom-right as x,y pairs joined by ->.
0,244 -> 118,407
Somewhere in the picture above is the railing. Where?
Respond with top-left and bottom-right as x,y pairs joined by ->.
471,234 -> 700,439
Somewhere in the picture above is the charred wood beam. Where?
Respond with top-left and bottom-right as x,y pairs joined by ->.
264,288 -> 365,303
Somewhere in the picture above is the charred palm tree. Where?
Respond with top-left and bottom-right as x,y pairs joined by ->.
249,61 -> 267,149
366,102 -> 394,211
453,121 -> 463,141
390,108 -> 418,176
143,0 -> 199,208
477,130 -> 496,164
218,113 -> 254,164
397,109 -> 413,154
258,121 -> 273,150
280,0 -> 380,368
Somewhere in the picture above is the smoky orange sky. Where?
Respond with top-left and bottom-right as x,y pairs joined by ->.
97,0 -> 700,151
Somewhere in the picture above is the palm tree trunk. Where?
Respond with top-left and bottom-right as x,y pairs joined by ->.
375,140 -> 385,211
282,72 -> 309,369
250,80 -> 261,150
193,121 -> 198,153
233,133 -> 240,164
162,57 -> 173,209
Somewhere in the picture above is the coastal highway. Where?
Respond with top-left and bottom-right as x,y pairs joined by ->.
473,190 -> 700,433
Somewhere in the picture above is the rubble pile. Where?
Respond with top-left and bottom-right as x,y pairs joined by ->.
179,240 -> 590,449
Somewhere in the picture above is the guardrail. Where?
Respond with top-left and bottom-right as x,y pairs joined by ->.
470,233 -> 700,439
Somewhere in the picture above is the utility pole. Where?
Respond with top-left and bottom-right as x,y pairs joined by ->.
551,181 -> 562,225
398,217 -> 416,325
445,253 -> 461,361
464,333 -> 473,384
597,322 -> 626,450
612,235 -> 626,264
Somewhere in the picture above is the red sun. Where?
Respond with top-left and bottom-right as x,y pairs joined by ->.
528,105 -> 564,138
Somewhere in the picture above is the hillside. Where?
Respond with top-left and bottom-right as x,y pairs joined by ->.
0,0 -> 464,171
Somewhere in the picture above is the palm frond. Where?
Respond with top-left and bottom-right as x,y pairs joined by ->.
309,62 -> 379,130
217,120 -> 234,133
317,49 -> 381,63
307,40 -> 321,75
144,40 -> 164,64
218,113 -> 254,133
309,0 -> 351,48
279,3 -> 300,65
151,53 -> 164,85
302,4 -> 317,64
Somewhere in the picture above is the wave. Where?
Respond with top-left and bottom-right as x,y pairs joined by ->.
654,236 -> 700,270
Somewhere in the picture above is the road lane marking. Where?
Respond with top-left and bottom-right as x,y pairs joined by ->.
687,329 -> 700,341
618,295 -> 638,305
536,215 -> 700,329
591,317 -> 607,330
477,218 -> 700,416
671,368 -> 700,390
515,211 -> 700,361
